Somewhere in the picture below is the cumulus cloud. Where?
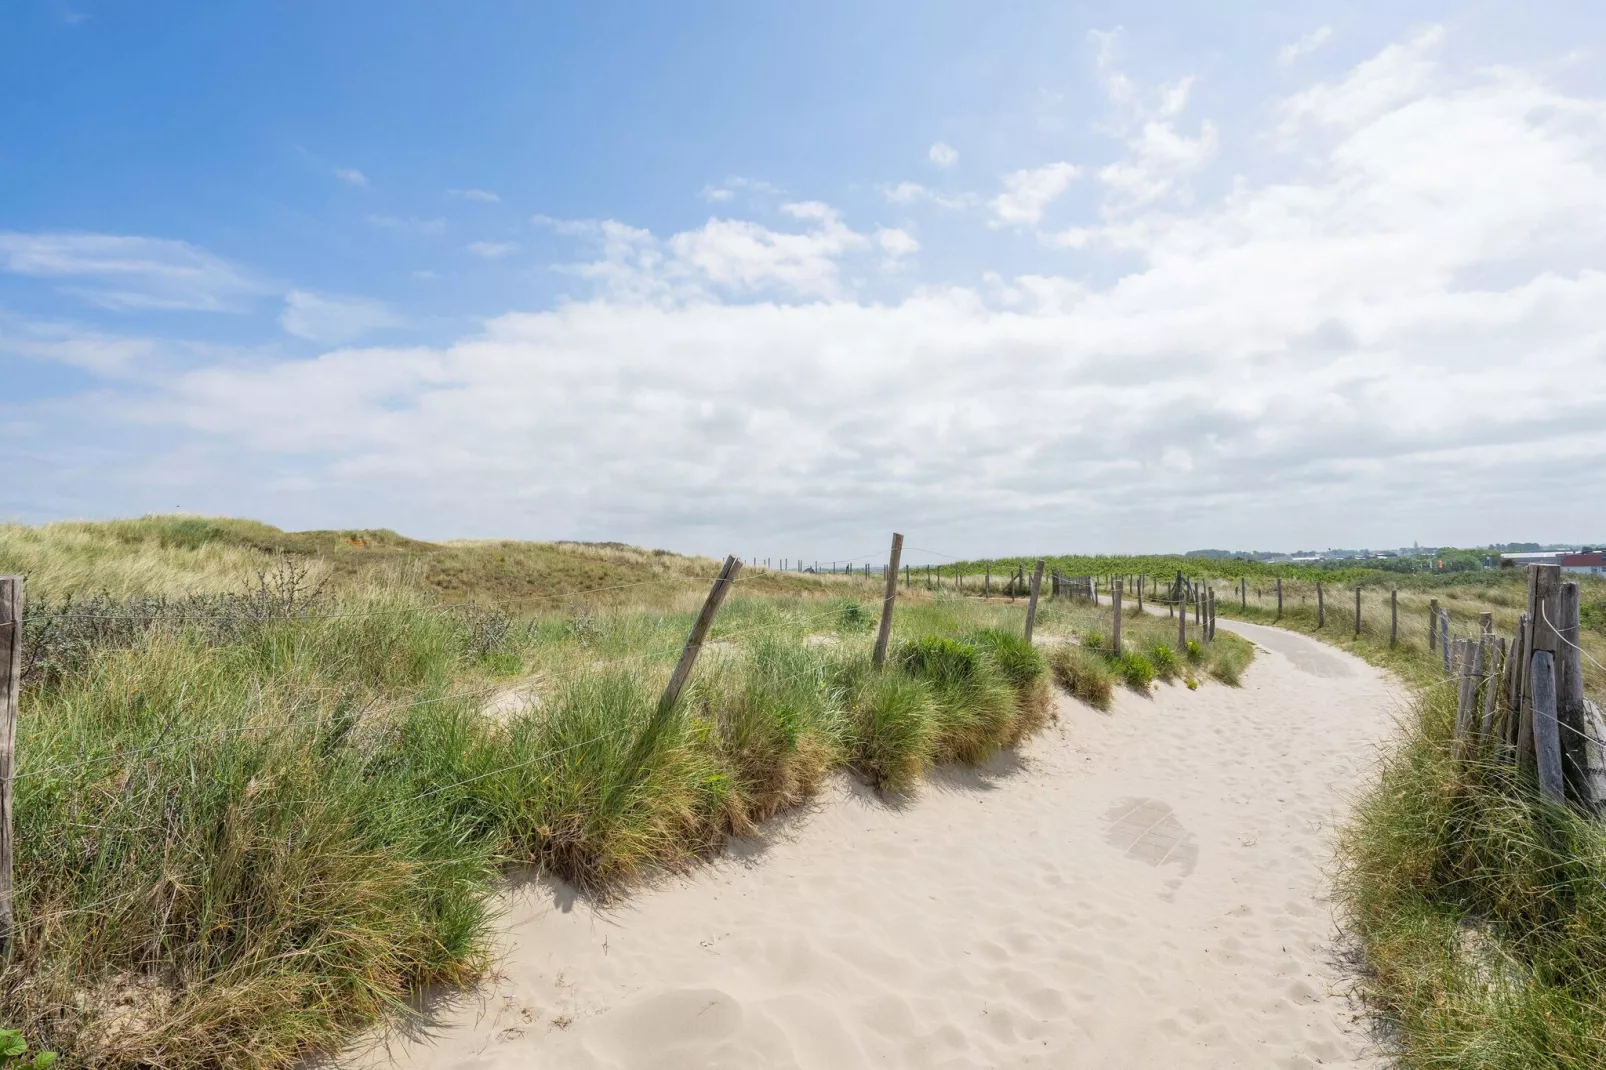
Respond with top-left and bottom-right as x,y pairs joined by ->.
20,31 -> 1606,552
990,162 -> 1081,225
334,168 -> 369,187
280,290 -> 405,344
1279,26 -> 1333,66
875,228 -> 920,258
1084,36 -> 1219,211
928,141 -> 959,168
0,232 -> 264,311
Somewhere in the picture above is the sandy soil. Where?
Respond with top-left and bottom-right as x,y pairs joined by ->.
343,618 -> 1402,1069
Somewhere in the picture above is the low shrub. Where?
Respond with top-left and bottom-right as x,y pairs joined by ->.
896,636 -> 980,684
1116,651 -> 1155,690
966,627 -> 1044,690
1083,631 -> 1106,654
845,671 -> 935,793
835,600 -> 874,631
1185,639 -> 1203,663
1148,643 -> 1178,679
1048,644 -> 1114,709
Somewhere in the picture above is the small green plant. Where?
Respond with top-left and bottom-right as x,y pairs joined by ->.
1185,677 -> 1199,690
1083,631 -> 1106,653
966,627 -> 1044,689
1116,652 -> 1155,690
1148,643 -> 1177,679
1048,644 -> 1115,709
896,636 -> 979,683
836,600 -> 874,631
1185,639 -> 1203,663
0,1030 -> 55,1069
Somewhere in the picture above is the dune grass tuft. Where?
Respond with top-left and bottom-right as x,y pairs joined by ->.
1048,644 -> 1116,709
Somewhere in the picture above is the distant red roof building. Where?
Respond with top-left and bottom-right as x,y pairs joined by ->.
1561,551 -> 1606,574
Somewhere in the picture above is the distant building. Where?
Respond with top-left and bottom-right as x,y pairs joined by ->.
1501,551 -> 1568,567
1562,551 -> 1606,576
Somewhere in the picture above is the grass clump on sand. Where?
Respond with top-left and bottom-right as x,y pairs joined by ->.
1338,684 -> 1606,1068
0,524 -> 1059,1068
1048,644 -> 1116,709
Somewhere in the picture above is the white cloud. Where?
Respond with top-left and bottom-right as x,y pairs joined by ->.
879,181 -> 978,209
928,141 -> 959,168
0,315 -> 158,375
0,232 -> 263,311
368,215 -> 448,234
1279,26 -> 1333,67
1279,26 -> 1445,135
334,168 -> 369,187
280,290 -> 405,344
876,227 -> 920,258
990,162 -> 1081,225
20,31 -> 1606,552
1085,39 -> 1218,211
448,188 -> 501,203
466,241 -> 520,258
701,185 -> 736,202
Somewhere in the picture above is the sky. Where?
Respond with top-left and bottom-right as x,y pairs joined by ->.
3,1 -> 1605,564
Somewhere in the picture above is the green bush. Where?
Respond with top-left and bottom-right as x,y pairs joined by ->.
896,636 -> 980,684
1048,644 -> 1114,709
846,671 -> 935,793
966,627 -> 1044,689
1116,652 -> 1155,690
1148,643 -> 1178,679
1185,639 -> 1203,663
836,600 -> 874,631
1083,631 -> 1106,654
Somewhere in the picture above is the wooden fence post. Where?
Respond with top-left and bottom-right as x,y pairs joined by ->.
1518,565 -> 1562,771
1453,639 -> 1484,759
1177,584 -> 1187,649
1505,613 -> 1529,748
1112,579 -> 1123,656
1532,649 -> 1566,804
1317,581 -> 1325,628
1390,589 -> 1398,647
1556,582 -> 1601,808
1136,575 -> 1143,613
0,576 -> 21,955
1240,577 -> 1246,610
1024,560 -> 1045,643
1276,577 -> 1283,619
984,565 -> 989,599
872,533 -> 904,668
1429,598 -> 1439,652
1354,586 -> 1362,637
660,556 -> 742,711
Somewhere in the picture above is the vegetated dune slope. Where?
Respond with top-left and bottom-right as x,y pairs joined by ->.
342,618 -> 1399,1070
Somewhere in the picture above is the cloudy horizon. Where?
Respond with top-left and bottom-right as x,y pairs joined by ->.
4,3 -> 1605,565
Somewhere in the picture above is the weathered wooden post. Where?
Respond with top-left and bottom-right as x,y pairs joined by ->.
1532,649 -> 1566,804
1390,589 -> 1398,647
1112,579 -> 1123,657
0,576 -> 21,954
661,557 -> 742,712
1240,577 -> 1246,610
1429,598 -> 1439,652
984,565 -> 990,599
1316,581 -> 1325,628
1453,639 -> 1483,759
1136,575 -> 1143,613
1024,559 -> 1045,642
1355,586 -> 1362,637
872,533 -> 904,668
1440,609 -> 1452,674
1177,583 -> 1187,649
1276,577 -> 1283,619
1506,613 -> 1530,748
1518,565 -> 1562,772
1556,582 -> 1603,808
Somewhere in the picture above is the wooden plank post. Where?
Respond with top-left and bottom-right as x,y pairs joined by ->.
1440,609 -> 1452,675
1209,589 -> 1217,641
1317,581 -> 1325,628
661,556 -> 742,712
1136,575 -> 1143,613
1518,565 -> 1562,771
1505,613 -> 1529,748
1532,649 -> 1566,805
872,533 -> 904,668
1275,577 -> 1283,619
1024,559 -> 1045,643
1556,582 -> 1602,809
1112,579 -> 1123,656
1177,582 -> 1187,649
1429,598 -> 1439,652
1453,639 -> 1483,760
1480,636 -> 1503,738
1355,586 -> 1362,637
0,576 -> 20,955
1390,589 -> 1398,647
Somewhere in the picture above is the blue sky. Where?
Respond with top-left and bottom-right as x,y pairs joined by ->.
4,2 -> 1606,560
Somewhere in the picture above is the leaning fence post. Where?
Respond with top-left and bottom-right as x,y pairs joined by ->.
1532,650 -> 1566,804
1024,559 -> 1045,643
661,556 -> 742,712
872,533 -> 904,668
0,576 -> 20,955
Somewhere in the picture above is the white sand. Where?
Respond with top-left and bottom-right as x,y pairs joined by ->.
344,618 -> 1401,1069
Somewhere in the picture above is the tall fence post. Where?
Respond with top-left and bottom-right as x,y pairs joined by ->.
661,556 -> 742,712
1354,586 -> 1362,637
0,576 -> 20,955
1518,564 -> 1562,772
1112,579 -> 1123,656
1177,583 -> 1187,649
1429,598 -> 1439,652
1209,589 -> 1216,641
1390,589 -> 1398,647
1135,575 -> 1143,613
1024,559 -> 1045,643
872,533 -> 904,668
1532,649 -> 1566,804
1275,577 -> 1283,619
1317,581 -> 1325,628
984,565 -> 990,599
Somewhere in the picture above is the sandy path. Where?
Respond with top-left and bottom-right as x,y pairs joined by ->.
344,619 -> 1401,1069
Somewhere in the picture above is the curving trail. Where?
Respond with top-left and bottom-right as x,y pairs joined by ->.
343,619 -> 1401,1069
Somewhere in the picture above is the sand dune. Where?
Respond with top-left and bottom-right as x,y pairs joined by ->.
343,618 -> 1400,1069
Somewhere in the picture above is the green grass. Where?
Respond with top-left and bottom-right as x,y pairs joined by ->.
0,527 -> 1057,1068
